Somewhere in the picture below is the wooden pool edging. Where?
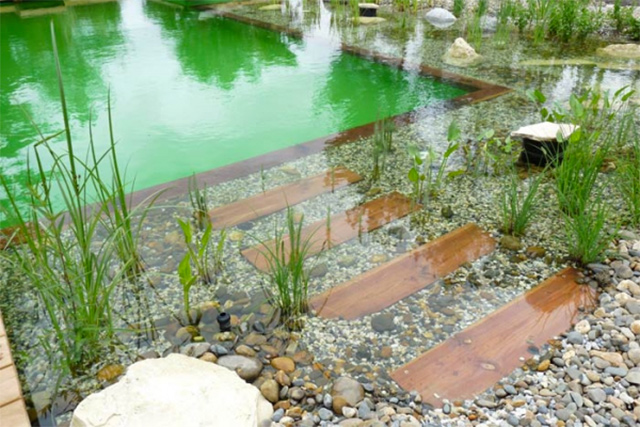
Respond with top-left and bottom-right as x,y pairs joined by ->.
0,312 -> 30,426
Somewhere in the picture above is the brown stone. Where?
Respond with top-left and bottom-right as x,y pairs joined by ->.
293,350 -> 314,365
260,379 -> 279,403
244,332 -> 267,346
274,400 -> 291,411
380,346 -> 393,358
96,365 -> 124,382
275,370 -> 291,387
332,396 -> 349,414
537,359 -> 550,371
198,352 -> 217,363
271,356 -> 296,373
235,344 -> 256,357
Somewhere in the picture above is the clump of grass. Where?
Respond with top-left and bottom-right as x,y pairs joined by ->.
528,87 -> 635,264
453,0 -> 465,17
258,207 -> 315,329
500,167 -> 544,236
0,23 -> 149,375
564,200 -> 616,264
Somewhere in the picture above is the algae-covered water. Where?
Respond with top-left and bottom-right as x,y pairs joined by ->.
0,0 -> 468,226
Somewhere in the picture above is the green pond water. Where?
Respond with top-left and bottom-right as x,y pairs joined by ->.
0,0 -> 468,226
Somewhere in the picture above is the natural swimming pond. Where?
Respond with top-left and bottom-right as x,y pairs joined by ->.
0,0 -> 469,226
1,0 -> 639,426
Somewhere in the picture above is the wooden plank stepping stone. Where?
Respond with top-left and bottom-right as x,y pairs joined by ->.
242,192 -> 416,272
390,267 -> 596,406
309,223 -> 496,319
209,167 -> 362,230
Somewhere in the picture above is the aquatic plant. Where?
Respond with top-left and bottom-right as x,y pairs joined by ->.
258,207 -> 315,328
564,200 -> 616,264
610,2 -> 640,40
0,24 -> 144,374
499,167 -> 544,236
371,116 -> 394,183
178,251 -> 197,324
494,0 -> 514,45
458,129 -> 516,177
177,218 -> 215,285
188,174 -> 210,232
616,120 -> 640,226
453,0 -> 465,17
408,121 -> 460,205
528,88 -> 634,217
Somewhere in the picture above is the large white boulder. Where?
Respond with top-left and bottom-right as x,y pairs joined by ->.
71,354 -> 273,427
442,38 -> 482,67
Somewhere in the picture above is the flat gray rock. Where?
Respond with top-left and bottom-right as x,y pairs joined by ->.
511,122 -> 578,142
217,355 -> 263,382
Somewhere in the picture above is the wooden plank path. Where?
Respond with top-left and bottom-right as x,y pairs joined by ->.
0,312 -> 30,427
390,267 -> 597,406
209,167 -> 362,230
242,192 -> 417,272
310,223 -> 496,319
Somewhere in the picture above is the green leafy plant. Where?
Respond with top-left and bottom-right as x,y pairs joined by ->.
500,168 -> 544,236
257,207 -> 315,328
178,251 -> 197,324
458,129 -> 516,176
177,218 -> 217,285
495,0 -> 515,45
408,121 -> 460,205
188,174 -> 210,232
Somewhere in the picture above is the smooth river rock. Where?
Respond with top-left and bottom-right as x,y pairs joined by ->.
217,355 -> 264,382
425,8 -> 456,29
331,376 -> 365,407
71,354 -> 272,427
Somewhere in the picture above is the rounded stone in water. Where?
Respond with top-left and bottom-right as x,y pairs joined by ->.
425,8 -> 456,29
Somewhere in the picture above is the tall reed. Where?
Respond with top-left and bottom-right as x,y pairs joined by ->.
500,167 -> 543,236
257,207 -> 315,328
0,23 -> 140,374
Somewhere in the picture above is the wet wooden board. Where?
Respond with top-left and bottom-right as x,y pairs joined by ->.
309,223 -> 496,319
242,192 -> 417,272
390,267 -> 596,406
0,398 -> 30,427
209,167 -> 362,230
